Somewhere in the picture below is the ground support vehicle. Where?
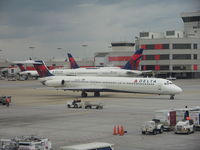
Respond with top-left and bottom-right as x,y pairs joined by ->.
190,111 -> 200,130
15,135 -> 52,150
0,96 -> 11,106
154,110 -> 176,131
0,138 -> 18,150
174,120 -> 195,134
67,99 -> 83,108
60,142 -> 114,150
84,101 -> 103,109
141,119 -> 164,135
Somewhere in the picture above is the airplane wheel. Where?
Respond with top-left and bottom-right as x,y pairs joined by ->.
170,95 -> 174,100
81,92 -> 88,97
94,91 -> 100,97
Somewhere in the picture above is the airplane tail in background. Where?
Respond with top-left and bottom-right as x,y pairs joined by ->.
33,60 -> 54,78
67,53 -> 80,69
122,49 -> 143,70
16,64 -> 26,72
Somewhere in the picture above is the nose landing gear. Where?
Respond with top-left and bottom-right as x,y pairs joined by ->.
170,95 -> 174,100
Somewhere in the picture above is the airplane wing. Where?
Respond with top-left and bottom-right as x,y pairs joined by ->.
126,70 -> 142,75
58,87 -> 105,92
126,70 -> 152,76
141,70 -> 152,73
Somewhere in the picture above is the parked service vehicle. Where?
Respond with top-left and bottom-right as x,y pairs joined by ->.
154,110 -> 176,131
174,120 -> 195,134
67,99 -> 83,108
16,136 -> 52,150
190,111 -> 200,130
60,142 -> 114,150
0,96 -> 11,105
84,101 -> 103,109
141,119 -> 164,135
0,138 -> 18,150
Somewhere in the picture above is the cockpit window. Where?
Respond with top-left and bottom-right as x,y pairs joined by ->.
164,81 -> 173,85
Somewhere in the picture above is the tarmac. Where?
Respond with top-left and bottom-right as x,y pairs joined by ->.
0,79 -> 200,150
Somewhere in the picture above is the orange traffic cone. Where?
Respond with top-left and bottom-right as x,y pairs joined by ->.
117,125 -> 121,135
120,125 -> 124,136
113,126 -> 117,135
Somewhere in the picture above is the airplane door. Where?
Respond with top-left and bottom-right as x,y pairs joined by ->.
158,84 -> 162,91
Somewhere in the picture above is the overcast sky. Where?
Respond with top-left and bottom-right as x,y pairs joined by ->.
0,0 -> 199,61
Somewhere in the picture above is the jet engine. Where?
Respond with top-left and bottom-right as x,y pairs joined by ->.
44,79 -> 66,87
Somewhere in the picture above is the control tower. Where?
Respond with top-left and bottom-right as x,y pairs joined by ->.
181,11 -> 200,38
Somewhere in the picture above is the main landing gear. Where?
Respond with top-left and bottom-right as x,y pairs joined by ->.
81,91 -> 101,97
81,91 -> 88,97
170,95 -> 175,100
94,91 -> 100,97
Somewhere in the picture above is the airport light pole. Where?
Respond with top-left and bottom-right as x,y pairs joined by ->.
0,49 -> 3,59
57,48 -> 68,58
82,44 -> 88,60
29,46 -> 35,60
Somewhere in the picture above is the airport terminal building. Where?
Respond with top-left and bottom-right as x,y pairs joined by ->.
135,11 -> 200,78
95,11 -> 200,78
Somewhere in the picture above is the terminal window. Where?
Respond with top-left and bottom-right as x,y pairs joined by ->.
160,54 -> 169,60
166,31 -> 175,36
160,65 -> 169,70
173,54 -> 191,60
194,54 -> 197,59
173,65 -> 191,70
182,16 -> 200,22
140,32 -> 149,37
172,43 -> 191,49
144,55 -> 154,60
146,44 -> 154,50
193,43 -> 198,49
145,65 -> 155,70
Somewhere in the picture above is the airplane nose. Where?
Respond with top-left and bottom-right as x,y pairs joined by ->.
175,86 -> 182,93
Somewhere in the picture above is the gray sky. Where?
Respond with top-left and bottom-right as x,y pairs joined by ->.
0,0 -> 199,60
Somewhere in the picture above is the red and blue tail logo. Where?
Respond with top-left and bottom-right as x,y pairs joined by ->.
67,53 -> 80,69
33,60 -> 54,78
123,49 -> 143,70
17,64 -> 26,72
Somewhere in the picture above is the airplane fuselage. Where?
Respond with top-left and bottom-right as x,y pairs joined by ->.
51,68 -> 142,77
40,76 -> 182,97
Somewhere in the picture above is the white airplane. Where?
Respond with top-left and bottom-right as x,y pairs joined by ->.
13,49 -> 148,77
33,60 -> 182,100
65,49 -> 149,77
13,61 -> 39,79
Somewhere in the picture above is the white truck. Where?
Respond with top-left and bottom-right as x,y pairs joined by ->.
60,142 -> 114,150
17,136 -> 52,150
67,99 -> 83,108
67,100 -> 103,109
141,119 -> 164,135
174,120 -> 195,134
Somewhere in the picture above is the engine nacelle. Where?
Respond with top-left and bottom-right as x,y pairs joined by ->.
44,79 -> 65,87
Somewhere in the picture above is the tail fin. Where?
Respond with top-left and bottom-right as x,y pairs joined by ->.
123,48 -> 143,70
16,64 -> 26,72
67,53 -> 80,69
33,60 -> 54,78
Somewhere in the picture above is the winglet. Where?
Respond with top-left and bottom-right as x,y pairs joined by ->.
123,49 -> 143,70
67,53 -> 80,69
33,60 -> 54,78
